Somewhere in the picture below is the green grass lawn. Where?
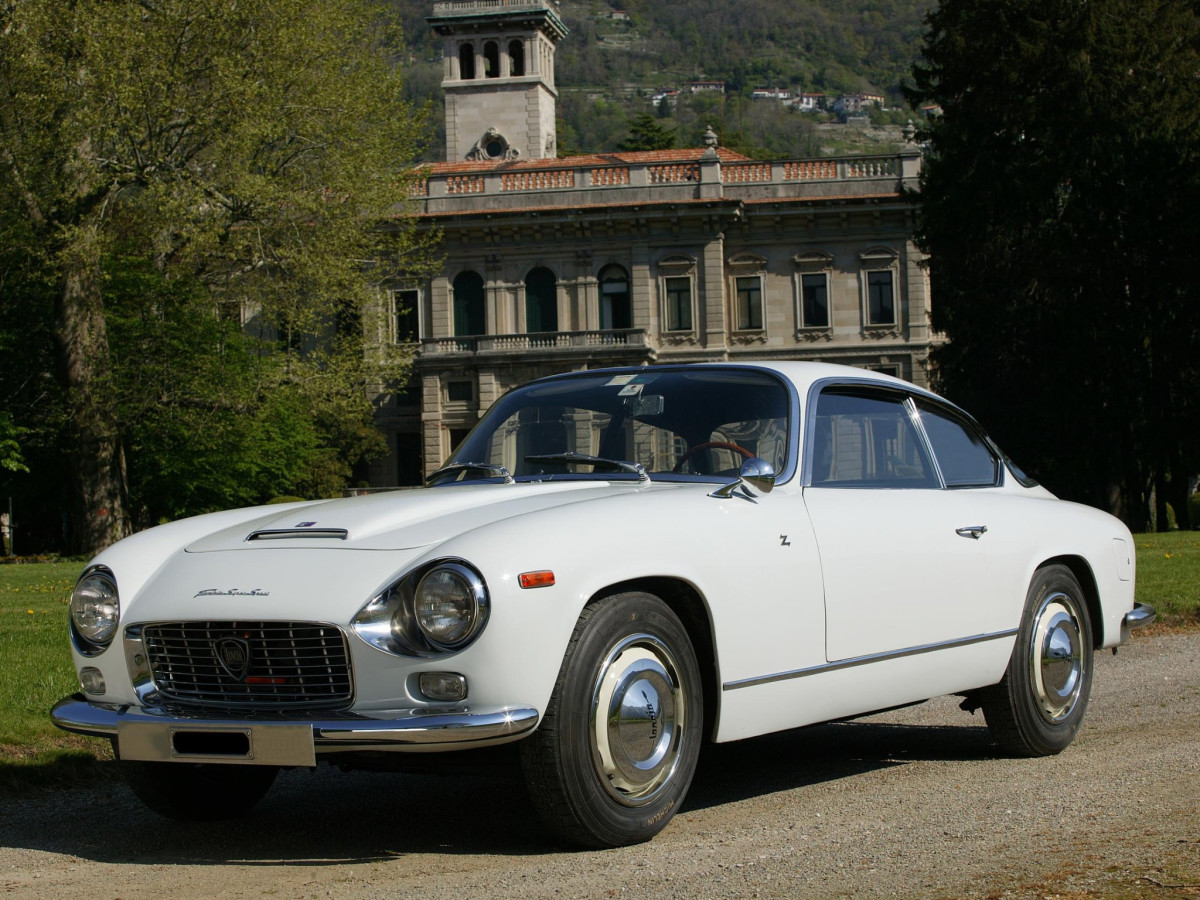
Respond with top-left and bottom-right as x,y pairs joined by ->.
1,533 -> 1197,786
0,560 -> 111,789
1132,530 -> 1200,624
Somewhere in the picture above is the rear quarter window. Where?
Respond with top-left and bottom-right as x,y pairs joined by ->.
916,400 -> 1000,487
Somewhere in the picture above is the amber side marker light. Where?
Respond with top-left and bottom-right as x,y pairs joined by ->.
518,570 -> 556,589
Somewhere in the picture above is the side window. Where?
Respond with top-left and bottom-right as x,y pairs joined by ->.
508,40 -> 525,76
664,276 -> 693,331
658,255 -> 697,334
811,389 -> 936,488
734,275 -> 764,330
452,270 -> 486,336
916,400 -> 1000,487
391,288 -> 420,342
483,41 -> 500,78
599,264 -> 631,330
800,273 -> 829,328
458,43 -> 476,80
866,270 -> 895,325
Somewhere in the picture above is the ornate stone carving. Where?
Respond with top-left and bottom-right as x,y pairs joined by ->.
466,127 -> 521,161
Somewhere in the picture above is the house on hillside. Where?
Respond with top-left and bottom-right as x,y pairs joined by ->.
751,87 -> 792,102
651,88 -> 680,108
833,92 -> 886,115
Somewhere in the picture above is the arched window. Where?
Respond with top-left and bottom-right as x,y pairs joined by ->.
452,271 -> 486,336
525,267 -> 558,333
484,41 -> 500,78
598,264 -> 631,330
458,43 -> 476,80
508,40 -> 525,76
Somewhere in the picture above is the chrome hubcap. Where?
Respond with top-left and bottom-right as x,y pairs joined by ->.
1029,591 -> 1084,723
590,634 -> 687,807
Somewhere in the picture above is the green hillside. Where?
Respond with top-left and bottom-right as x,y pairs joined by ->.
393,0 -> 935,158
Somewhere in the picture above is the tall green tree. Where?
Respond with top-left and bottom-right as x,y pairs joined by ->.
619,113 -> 677,152
0,413 -> 28,475
908,0 -> 1200,530
0,0 -> 435,553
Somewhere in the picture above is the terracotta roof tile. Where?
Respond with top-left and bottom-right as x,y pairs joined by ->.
402,191 -> 901,220
425,147 -> 749,175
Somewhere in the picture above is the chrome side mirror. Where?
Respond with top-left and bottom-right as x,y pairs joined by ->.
738,457 -> 776,494
709,457 -> 776,498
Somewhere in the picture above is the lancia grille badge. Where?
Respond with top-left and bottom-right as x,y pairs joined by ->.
215,637 -> 252,681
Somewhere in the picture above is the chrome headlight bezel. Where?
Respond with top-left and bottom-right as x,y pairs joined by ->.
352,559 -> 490,658
69,566 -> 120,656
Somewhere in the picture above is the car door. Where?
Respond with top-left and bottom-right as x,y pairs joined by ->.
801,384 -> 1005,662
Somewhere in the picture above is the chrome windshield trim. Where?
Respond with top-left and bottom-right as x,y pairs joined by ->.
722,629 -> 1019,692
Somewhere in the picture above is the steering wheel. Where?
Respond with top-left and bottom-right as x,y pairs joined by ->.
673,441 -> 755,473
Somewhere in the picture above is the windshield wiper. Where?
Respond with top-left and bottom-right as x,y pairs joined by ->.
524,452 -> 649,483
425,461 -> 514,485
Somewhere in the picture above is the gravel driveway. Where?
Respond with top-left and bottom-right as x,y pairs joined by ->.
2,630 -> 1197,900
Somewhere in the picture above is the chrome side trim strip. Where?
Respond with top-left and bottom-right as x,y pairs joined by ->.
721,629 -> 1019,692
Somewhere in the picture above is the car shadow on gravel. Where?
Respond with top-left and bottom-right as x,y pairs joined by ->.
1,716 -> 998,863
687,717 -> 996,811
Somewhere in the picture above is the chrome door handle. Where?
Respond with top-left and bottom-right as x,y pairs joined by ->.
956,525 -> 988,540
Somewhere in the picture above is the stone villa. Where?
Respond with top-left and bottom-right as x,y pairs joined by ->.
367,0 -> 933,486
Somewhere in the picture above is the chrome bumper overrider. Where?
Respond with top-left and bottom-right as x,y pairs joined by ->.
51,695 -> 539,766
1121,602 -> 1157,643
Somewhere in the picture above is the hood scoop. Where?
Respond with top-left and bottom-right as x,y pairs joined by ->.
246,527 -> 349,542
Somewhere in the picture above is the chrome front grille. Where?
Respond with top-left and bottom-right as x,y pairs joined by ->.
142,621 -> 353,709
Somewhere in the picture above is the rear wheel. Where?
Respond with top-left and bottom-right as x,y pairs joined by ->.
520,592 -> 703,847
982,564 -> 1093,757
119,760 -> 278,821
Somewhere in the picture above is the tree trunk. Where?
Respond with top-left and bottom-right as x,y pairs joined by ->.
1153,469 -> 1170,532
54,255 -> 129,555
1167,466 -> 1191,532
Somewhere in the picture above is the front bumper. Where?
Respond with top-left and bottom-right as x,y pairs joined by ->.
1120,602 -> 1157,643
52,695 -> 539,766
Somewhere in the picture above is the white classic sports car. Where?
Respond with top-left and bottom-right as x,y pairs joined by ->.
54,362 -> 1154,847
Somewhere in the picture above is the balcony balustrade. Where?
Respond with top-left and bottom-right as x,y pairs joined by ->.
421,329 -> 650,356
416,150 -> 919,210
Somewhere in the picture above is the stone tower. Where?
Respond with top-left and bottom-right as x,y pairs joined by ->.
428,0 -> 568,162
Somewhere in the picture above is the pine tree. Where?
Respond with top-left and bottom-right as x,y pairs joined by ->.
908,0 -> 1200,529
619,113 -> 678,152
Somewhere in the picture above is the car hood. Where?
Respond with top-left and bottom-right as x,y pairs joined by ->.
184,480 -> 646,553
121,480 -> 672,625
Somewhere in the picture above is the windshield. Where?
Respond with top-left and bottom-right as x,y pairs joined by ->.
432,368 -> 791,484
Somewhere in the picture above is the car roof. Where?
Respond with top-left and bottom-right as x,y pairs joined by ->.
534,360 -> 923,397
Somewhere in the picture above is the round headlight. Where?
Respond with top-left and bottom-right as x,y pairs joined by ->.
70,568 -> 120,650
414,564 -> 488,649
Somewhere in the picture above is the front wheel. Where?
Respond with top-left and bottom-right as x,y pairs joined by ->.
982,564 -> 1094,757
520,592 -> 703,848
119,759 -> 279,821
